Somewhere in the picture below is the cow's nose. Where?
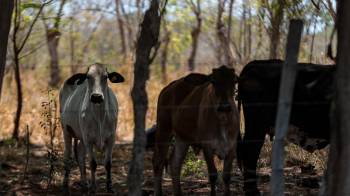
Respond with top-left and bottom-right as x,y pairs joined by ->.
217,103 -> 232,113
91,94 -> 104,103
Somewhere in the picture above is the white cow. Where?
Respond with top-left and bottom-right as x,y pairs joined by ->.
59,63 -> 124,193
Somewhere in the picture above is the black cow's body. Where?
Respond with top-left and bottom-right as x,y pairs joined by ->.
238,59 -> 334,195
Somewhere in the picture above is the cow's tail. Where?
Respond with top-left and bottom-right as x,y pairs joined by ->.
236,91 -> 244,171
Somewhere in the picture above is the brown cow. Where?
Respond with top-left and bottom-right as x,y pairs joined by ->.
153,66 -> 240,196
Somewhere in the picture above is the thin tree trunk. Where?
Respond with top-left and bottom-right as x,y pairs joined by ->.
45,0 -> 66,88
69,17 -> 76,74
187,0 -> 201,71
309,20 -> 317,62
269,0 -> 285,59
128,0 -> 163,194
242,1 -> 247,58
247,0 -> 252,60
12,54 -> 22,141
216,0 -> 234,67
323,1 -> 350,195
0,0 -> 14,99
47,31 -> 61,87
115,0 -> 127,61
160,23 -> 170,84
121,0 -> 135,54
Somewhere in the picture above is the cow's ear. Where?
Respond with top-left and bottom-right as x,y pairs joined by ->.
108,72 -> 125,83
66,73 -> 87,85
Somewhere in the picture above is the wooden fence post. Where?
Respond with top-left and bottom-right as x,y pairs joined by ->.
271,19 -> 303,196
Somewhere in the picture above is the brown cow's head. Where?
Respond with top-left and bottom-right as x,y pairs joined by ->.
66,63 -> 124,104
209,66 -> 238,159
210,65 -> 238,113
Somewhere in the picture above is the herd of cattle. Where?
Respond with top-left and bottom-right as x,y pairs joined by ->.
59,60 -> 335,195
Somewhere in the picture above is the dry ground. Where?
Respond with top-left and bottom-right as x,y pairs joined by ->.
0,64 -> 328,195
0,140 -> 327,195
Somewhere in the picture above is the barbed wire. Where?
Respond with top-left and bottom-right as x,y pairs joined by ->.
0,100 -> 331,115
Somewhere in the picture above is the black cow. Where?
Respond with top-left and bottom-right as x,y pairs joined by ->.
237,59 -> 334,195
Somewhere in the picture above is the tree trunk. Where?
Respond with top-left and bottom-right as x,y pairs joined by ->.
247,1 -> 252,60
160,24 -> 170,84
323,1 -> 350,195
128,0 -> 163,195
187,0 -> 201,71
115,0 -> 127,61
47,30 -> 61,87
12,54 -> 23,141
0,0 -> 14,98
69,18 -> 76,74
216,0 -> 234,67
269,0 -> 285,59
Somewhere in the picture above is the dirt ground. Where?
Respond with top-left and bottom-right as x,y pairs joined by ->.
0,139 -> 325,196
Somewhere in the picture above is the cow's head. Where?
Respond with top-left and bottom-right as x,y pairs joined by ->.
66,63 -> 124,104
209,66 -> 238,159
210,65 -> 238,114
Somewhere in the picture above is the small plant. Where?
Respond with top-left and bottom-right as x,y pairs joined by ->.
39,89 -> 60,192
181,147 -> 205,178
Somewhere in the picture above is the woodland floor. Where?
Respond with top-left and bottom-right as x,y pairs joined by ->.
0,139 -> 325,196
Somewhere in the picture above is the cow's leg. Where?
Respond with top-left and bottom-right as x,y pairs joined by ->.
104,138 -> 114,193
77,140 -> 88,191
153,127 -> 172,196
87,144 -> 97,193
62,130 -> 73,192
223,148 -> 236,196
242,121 -> 266,196
170,138 -> 189,196
203,148 -> 218,196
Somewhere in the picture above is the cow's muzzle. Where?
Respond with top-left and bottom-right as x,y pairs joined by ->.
91,94 -> 104,103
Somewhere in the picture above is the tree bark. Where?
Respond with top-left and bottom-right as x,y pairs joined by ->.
12,53 -> 22,141
128,0 -> 163,195
216,0 -> 234,67
187,0 -> 201,71
69,17 -> 76,74
115,0 -> 127,61
269,0 -> 285,59
323,0 -> 350,195
45,0 -> 66,88
47,30 -> 61,87
160,23 -> 170,84
0,0 -> 14,99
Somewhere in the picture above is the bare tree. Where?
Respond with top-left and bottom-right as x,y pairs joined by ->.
115,0 -> 127,61
0,0 -> 14,99
258,0 -> 286,59
128,0 -> 166,195
12,0 -> 50,141
323,0 -> 350,195
42,0 -> 67,88
187,0 -> 201,71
